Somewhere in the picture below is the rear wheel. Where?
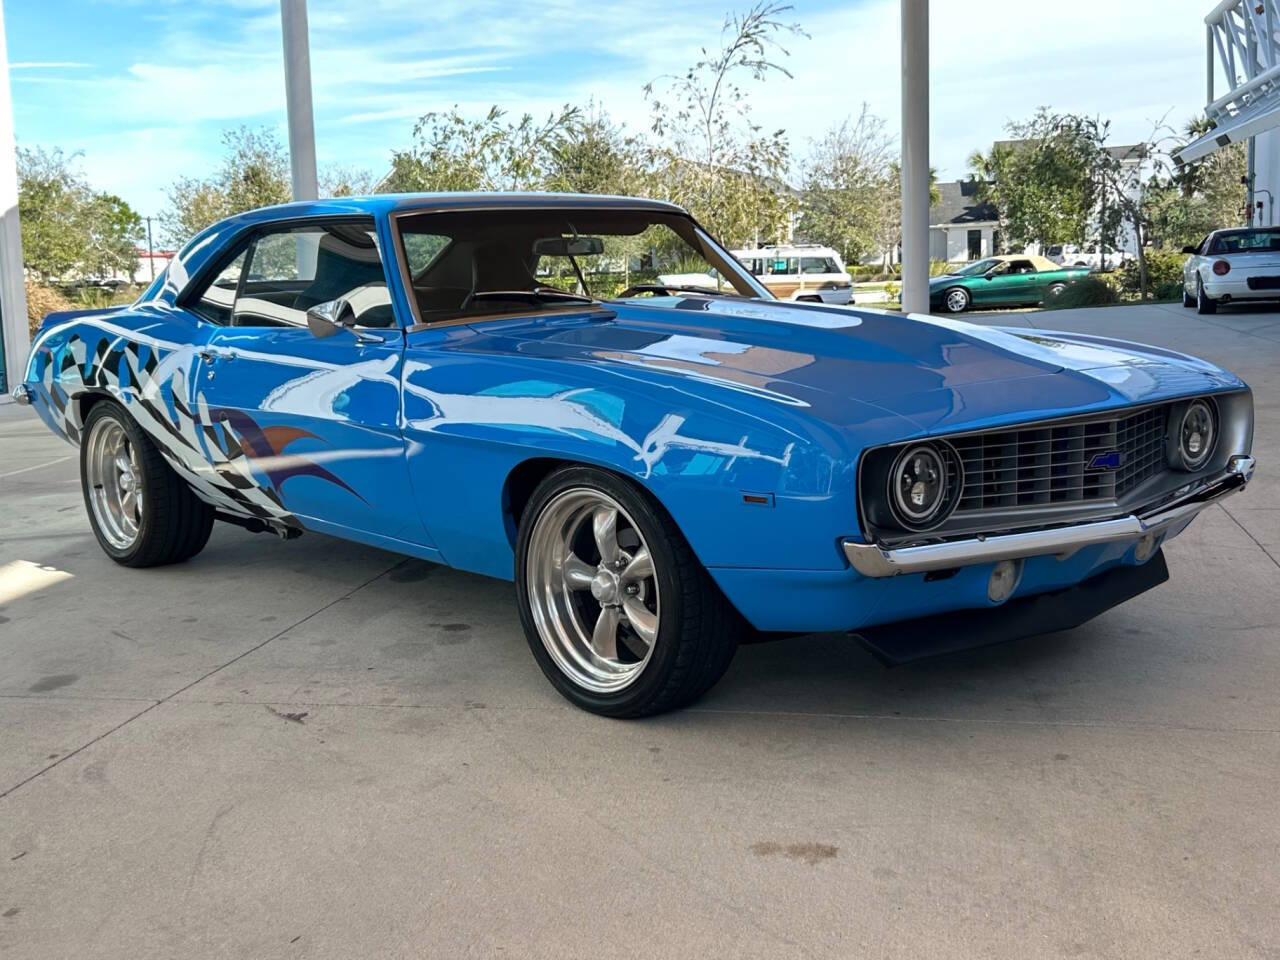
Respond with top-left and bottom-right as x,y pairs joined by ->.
942,287 -> 970,313
1196,277 -> 1218,314
1046,282 -> 1068,301
80,400 -> 214,567
515,466 -> 738,717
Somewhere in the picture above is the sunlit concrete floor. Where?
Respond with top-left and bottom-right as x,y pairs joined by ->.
1,302 -> 1277,959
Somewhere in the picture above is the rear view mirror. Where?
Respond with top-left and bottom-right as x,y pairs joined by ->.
533,236 -> 605,257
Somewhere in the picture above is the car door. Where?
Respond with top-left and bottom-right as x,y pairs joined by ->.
1185,234 -> 1211,292
971,261 -> 1013,305
181,217 -> 433,550
1009,259 -> 1048,303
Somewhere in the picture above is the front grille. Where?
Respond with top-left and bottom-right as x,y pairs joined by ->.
1246,276 -> 1280,290
952,406 -> 1168,513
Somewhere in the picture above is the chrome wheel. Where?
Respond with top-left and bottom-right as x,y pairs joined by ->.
944,288 -> 969,313
85,416 -> 142,550
525,488 -> 661,693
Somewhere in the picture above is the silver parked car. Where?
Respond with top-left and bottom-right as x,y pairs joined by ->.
1183,227 -> 1280,314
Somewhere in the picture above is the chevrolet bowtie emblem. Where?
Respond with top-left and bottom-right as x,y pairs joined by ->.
1088,450 -> 1125,471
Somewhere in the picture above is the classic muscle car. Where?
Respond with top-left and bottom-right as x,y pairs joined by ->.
930,254 -> 1092,313
13,194 -> 1256,717
1182,226 -> 1280,313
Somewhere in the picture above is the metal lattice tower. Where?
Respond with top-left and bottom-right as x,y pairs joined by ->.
1176,0 -> 1280,165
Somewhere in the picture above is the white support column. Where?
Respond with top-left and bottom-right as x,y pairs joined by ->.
280,0 -> 318,202
900,0 -> 930,315
1254,127 -> 1280,225
0,4 -> 27,395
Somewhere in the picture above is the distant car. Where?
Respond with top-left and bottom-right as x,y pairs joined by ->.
929,255 -> 1091,313
14,194 -> 1257,717
731,244 -> 853,304
1045,243 -> 1131,270
1182,227 -> 1280,314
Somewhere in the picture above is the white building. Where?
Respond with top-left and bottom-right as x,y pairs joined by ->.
928,180 -> 999,262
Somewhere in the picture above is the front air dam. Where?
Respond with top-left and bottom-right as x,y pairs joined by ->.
852,550 -> 1170,666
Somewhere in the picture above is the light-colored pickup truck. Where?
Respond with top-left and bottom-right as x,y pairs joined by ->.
1045,243 -> 1132,270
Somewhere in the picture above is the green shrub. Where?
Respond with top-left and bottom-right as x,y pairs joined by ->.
1116,250 -> 1186,299
1044,276 -> 1119,309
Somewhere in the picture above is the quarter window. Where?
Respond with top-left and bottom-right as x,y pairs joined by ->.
191,251 -> 247,326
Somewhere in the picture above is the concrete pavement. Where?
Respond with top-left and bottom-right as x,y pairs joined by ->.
0,302 -> 1277,958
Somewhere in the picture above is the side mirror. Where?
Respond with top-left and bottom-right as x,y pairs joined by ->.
984,270 -> 996,279
1181,245 -> 1198,255
306,298 -> 385,344
306,298 -> 353,338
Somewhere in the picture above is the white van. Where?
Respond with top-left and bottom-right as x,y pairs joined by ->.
731,245 -> 853,304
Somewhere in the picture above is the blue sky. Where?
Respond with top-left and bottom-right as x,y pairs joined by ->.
7,0 -> 1215,223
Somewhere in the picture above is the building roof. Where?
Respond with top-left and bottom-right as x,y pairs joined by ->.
930,180 -> 998,227
993,139 -> 1146,163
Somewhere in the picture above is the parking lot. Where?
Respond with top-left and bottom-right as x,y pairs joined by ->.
1,301 -> 1277,959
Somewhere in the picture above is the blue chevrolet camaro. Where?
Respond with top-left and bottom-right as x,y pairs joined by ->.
14,194 -> 1256,716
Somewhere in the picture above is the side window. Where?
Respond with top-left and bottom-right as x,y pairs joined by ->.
187,220 -> 394,329
800,256 -> 839,274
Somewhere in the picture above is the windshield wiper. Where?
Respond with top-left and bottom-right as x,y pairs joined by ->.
664,285 -> 742,297
607,283 -> 744,301
531,287 -> 596,304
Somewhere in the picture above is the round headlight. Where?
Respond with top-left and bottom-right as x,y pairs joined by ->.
888,443 -> 959,529
1175,399 -> 1216,471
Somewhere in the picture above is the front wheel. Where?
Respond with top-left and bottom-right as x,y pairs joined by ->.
1046,282 -> 1068,301
80,399 -> 214,567
942,287 -> 970,313
515,466 -> 738,717
1182,283 -> 1195,308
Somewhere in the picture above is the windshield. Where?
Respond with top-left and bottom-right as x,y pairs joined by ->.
1210,229 -> 1280,254
396,207 -> 764,323
953,258 -> 1001,277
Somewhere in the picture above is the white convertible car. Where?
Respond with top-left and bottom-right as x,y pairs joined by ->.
1183,227 -> 1280,314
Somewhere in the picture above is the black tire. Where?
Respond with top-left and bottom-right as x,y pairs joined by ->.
1196,277 -> 1218,315
1046,282 -> 1067,301
80,399 -> 214,567
1182,284 -> 1195,308
515,465 -> 739,717
941,287 -> 970,313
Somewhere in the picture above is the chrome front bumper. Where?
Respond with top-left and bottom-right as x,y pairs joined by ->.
843,455 -> 1255,578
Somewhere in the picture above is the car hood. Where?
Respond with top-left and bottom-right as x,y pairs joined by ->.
465,297 -> 1245,435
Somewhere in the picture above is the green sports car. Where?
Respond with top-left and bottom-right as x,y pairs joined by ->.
929,255 -> 1091,313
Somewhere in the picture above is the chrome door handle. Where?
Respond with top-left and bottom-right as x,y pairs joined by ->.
197,348 -> 234,361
